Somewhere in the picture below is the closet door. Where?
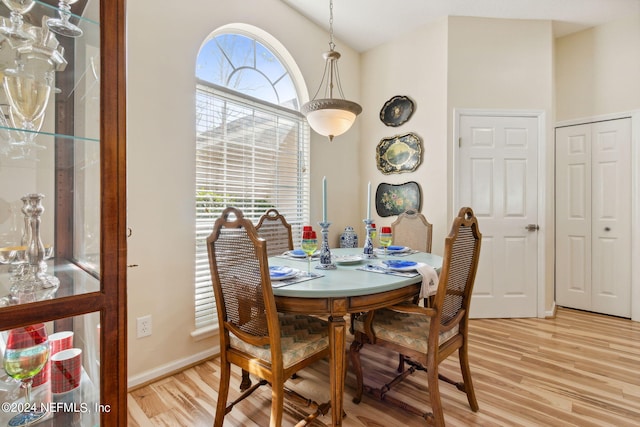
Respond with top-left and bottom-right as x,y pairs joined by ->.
555,119 -> 631,317
591,120 -> 631,316
556,124 -> 592,311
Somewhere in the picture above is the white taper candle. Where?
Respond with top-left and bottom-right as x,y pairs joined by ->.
367,181 -> 371,219
323,176 -> 327,222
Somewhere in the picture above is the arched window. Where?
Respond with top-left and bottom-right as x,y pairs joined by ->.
194,28 -> 310,331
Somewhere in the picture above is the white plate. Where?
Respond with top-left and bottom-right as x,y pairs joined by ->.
334,255 -> 364,265
285,249 -> 320,258
269,266 -> 299,280
382,260 -> 424,272
285,249 -> 308,258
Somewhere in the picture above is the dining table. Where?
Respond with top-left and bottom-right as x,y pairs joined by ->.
269,247 -> 443,427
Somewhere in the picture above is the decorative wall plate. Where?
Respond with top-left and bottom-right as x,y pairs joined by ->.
380,95 -> 414,127
376,132 -> 423,174
376,182 -> 422,217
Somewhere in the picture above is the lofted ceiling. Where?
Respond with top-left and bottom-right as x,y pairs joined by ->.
280,0 -> 640,52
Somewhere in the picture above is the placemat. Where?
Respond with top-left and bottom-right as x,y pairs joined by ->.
271,272 -> 324,288
357,264 -> 420,278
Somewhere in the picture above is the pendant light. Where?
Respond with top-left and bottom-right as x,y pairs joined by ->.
301,0 -> 362,141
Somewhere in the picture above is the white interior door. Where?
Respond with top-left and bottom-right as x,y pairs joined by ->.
555,119 -> 631,317
555,124 -> 591,310
457,114 -> 539,318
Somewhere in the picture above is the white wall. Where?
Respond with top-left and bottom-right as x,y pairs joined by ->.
447,16 -> 555,311
360,16 -> 555,309
555,14 -> 640,320
360,19 -> 449,251
126,0 -> 362,384
556,14 -> 640,121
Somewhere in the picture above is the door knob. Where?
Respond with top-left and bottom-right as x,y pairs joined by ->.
604,227 -> 611,232
525,224 -> 539,231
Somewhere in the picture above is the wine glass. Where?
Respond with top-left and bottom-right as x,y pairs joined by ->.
46,0 -> 82,38
301,230 -> 318,276
3,67 -> 52,153
3,323 -> 50,426
379,226 -> 393,258
0,0 -> 36,44
8,106 -> 46,153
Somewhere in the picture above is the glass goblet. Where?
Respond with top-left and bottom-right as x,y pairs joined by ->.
3,68 -> 52,130
46,0 -> 82,38
301,231 -> 318,276
3,67 -> 52,156
0,0 -> 36,43
379,227 -> 393,258
3,323 -> 50,426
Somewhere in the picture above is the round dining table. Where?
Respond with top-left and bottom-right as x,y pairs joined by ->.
269,247 -> 443,427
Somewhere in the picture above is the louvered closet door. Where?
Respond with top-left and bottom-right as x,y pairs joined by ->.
555,118 -> 631,317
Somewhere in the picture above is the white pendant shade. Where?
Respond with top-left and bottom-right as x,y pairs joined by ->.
301,0 -> 361,141
302,99 -> 361,141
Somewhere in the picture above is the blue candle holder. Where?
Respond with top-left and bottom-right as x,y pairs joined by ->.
316,220 -> 336,270
363,218 -> 376,259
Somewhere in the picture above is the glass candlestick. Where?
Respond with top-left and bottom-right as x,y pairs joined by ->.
10,193 -> 59,301
316,220 -> 336,270
362,218 -> 376,259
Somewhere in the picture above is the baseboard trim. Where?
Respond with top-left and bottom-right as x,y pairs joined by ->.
545,301 -> 557,318
127,346 -> 221,391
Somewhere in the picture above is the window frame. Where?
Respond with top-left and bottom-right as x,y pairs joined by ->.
193,30 -> 310,334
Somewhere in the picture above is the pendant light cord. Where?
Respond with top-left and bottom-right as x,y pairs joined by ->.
329,0 -> 335,51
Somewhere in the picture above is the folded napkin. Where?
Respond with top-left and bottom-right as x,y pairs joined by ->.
417,263 -> 439,299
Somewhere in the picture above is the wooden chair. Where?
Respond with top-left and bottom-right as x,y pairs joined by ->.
349,207 -> 481,426
256,208 -> 294,257
391,208 -> 433,253
207,207 -> 331,427
390,208 -> 434,371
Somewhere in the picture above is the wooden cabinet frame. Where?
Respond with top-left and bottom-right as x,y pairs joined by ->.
0,1 -> 127,424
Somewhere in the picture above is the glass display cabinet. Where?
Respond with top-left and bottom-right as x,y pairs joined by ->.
0,1 -> 126,425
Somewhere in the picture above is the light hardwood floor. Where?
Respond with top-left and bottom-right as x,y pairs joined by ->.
128,308 -> 640,426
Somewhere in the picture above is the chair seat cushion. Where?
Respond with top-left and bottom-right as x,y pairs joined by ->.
230,313 -> 329,369
354,308 -> 458,353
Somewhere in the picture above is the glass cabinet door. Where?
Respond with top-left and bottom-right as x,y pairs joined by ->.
0,1 -> 126,425
0,0 -> 101,299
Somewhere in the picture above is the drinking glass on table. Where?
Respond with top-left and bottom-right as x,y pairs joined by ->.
379,226 -> 393,258
301,230 -> 318,276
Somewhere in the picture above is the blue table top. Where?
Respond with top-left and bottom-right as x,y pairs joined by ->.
269,247 -> 443,298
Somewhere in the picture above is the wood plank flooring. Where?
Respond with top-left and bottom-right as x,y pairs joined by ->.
128,308 -> 640,426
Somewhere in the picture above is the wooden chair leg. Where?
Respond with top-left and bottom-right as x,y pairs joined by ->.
349,338 -> 364,404
270,378 -> 285,427
397,354 -> 405,372
459,344 -> 479,411
427,365 -> 445,427
214,360 -> 231,427
240,369 -> 252,391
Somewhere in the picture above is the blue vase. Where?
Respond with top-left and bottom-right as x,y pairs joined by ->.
340,226 -> 358,248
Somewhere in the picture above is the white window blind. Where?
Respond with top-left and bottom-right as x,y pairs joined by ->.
194,83 -> 310,330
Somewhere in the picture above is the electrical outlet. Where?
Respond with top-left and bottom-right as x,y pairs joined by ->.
137,315 -> 152,338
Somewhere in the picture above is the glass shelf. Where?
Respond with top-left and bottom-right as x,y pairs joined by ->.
0,260 -> 100,308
